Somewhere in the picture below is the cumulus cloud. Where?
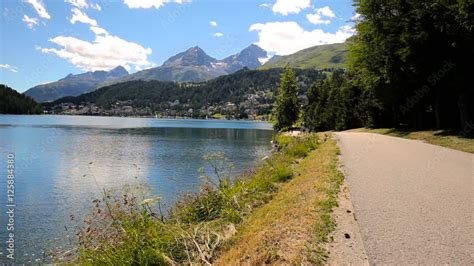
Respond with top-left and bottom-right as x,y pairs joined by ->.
123,0 -> 188,9
70,8 -> 97,26
24,0 -> 50,19
209,20 -> 218,27
90,26 -> 108,35
250,21 -> 354,55
0,64 -> 18,73
22,15 -> 39,29
46,7 -> 152,71
271,0 -> 310,16
213,32 -> 223,37
39,28 -> 153,71
307,6 -> 336,25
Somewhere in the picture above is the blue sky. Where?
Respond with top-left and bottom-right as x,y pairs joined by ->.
0,0 -> 356,92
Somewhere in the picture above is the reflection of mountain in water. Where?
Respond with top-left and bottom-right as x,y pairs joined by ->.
0,122 -> 272,263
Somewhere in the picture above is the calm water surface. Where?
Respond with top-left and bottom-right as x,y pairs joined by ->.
0,115 -> 273,263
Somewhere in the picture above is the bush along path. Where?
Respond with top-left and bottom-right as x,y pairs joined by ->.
55,133 -> 344,265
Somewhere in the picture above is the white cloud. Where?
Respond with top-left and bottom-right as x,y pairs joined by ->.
250,21 -> 354,55
317,6 -> 336,18
48,4 -> 152,71
70,8 -> 97,26
209,20 -> 218,27
40,29 -> 153,72
213,32 -> 223,37
123,0 -> 188,9
271,0 -> 310,16
90,26 -> 108,35
65,0 -> 88,9
339,25 -> 356,35
351,12 -> 361,21
65,0 -> 101,10
0,64 -> 18,73
90,3 -> 101,10
259,3 -> 271,8
306,6 -> 336,25
258,56 -> 272,64
22,15 -> 39,29
25,0 -> 50,19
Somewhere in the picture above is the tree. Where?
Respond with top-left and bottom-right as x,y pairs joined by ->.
0,85 -> 43,114
350,0 -> 473,132
303,70 -> 364,131
273,66 -> 300,131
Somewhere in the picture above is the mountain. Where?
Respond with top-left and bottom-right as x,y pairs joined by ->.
99,45 -> 268,86
260,42 -> 348,70
106,47 -> 227,84
24,66 -> 128,102
222,44 -> 267,73
1,85 -> 43,114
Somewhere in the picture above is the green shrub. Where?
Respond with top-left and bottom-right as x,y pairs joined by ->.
60,133 -> 321,264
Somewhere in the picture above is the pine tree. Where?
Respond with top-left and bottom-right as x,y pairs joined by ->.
273,66 -> 299,131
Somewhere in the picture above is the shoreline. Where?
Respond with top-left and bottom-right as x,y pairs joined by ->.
62,133 -> 344,264
0,113 -> 272,123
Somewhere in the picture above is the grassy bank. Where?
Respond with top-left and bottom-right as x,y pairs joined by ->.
348,128 -> 474,153
59,133 -> 343,264
216,133 -> 344,264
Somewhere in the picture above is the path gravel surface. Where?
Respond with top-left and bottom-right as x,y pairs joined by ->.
335,132 -> 473,265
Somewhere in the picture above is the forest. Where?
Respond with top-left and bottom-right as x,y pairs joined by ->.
276,0 -> 473,135
0,85 -> 43,114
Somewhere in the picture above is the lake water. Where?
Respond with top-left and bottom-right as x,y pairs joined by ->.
0,115 -> 273,263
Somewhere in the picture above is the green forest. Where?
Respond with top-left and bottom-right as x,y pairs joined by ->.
0,85 -> 43,114
275,0 -> 473,136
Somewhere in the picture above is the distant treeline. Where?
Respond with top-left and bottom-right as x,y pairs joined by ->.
301,0 -> 473,134
0,85 -> 43,114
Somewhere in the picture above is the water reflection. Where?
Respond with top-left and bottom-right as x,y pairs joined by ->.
0,116 -> 273,263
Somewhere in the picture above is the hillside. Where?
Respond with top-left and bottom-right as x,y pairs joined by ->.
0,84 -> 43,114
24,66 -> 128,102
260,42 -> 348,70
46,68 -> 324,118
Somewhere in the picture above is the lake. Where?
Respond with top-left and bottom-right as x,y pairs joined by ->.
0,115 -> 273,263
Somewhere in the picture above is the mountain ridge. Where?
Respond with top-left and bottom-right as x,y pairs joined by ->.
24,66 -> 129,102
98,44 -> 269,87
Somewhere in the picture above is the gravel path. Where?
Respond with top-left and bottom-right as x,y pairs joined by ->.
335,132 -> 473,265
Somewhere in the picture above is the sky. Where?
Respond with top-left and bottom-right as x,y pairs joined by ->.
0,0 -> 356,92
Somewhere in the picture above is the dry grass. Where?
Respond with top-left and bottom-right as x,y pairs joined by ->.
348,128 -> 474,153
215,134 -> 343,265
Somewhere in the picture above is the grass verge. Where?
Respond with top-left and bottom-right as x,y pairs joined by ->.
349,128 -> 474,153
215,133 -> 344,264
56,133 -> 340,264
